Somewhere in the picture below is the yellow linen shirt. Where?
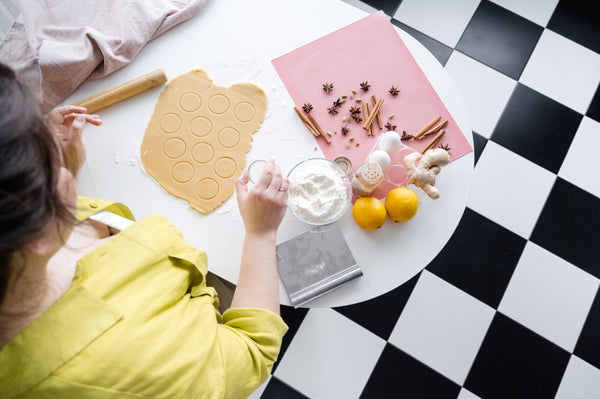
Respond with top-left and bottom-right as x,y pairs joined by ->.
0,197 -> 288,399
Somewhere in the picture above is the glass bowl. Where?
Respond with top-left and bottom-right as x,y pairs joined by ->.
286,158 -> 352,225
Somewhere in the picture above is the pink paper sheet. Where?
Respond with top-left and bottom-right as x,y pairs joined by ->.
272,11 -> 472,199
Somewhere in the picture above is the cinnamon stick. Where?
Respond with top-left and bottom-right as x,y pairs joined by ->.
414,115 -> 442,139
362,98 -> 383,132
73,69 -> 167,114
421,129 -> 446,154
294,107 -> 319,137
364,102 -> 374,136
371,95 -> 383,130
307,113 -> 331,144
362,101 -> 370,135
418,120 -> 448,140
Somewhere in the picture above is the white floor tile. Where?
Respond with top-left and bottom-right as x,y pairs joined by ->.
555,356 -> 600,399
458,388 -> 482,399
393,0 -> 481,48
559,117 -> 600,198
445,51 -> 516,138
467,141 -> 555,239
489,0 -> 558,27
0,6 -> 14,36
274,308 -> 385,399
388,271 -> 495,385
247,376 -> 270,399
520,29 -> 600,114
498,242 -> 600,351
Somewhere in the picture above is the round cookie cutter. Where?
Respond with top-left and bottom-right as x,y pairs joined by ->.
247,159 -> 267,184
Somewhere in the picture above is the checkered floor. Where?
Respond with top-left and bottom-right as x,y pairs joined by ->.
253,1 -> 600,398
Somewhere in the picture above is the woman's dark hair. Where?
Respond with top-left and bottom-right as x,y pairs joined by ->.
0,64 -> 75,306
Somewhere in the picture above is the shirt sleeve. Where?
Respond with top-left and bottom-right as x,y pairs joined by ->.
76,196 -> 135,222
217,308 -> 289,398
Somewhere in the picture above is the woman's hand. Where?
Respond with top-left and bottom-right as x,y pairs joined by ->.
45,105 -> 102,177
235,159 -> 289,236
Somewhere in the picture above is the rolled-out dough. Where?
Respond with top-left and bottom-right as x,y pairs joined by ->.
141,69 -> 267,214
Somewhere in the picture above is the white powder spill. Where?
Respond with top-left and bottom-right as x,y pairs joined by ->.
288,162 -> 348,224
114,147 -> 140,166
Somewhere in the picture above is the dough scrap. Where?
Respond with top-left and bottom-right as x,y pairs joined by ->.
141,69 -> 267,214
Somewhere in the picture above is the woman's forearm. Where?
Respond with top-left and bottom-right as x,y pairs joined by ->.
230,230 -> 280,314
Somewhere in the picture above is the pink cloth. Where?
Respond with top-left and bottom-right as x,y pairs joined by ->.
0,0 -> 208,111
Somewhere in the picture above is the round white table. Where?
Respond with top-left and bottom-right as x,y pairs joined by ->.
68,0 -> 474,308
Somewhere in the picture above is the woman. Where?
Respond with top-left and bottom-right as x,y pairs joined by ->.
0,64 -> 289,398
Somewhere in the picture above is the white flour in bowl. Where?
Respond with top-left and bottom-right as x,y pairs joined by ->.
288,162 -> 348,224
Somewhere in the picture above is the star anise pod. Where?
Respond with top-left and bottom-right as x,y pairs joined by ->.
349,106 -> 361,116
439,143 -> 451,152
389,86 -> 400,96
351,114 -> 363,123
322,82 -> 334,93
401,130 -> 414,140
333,98 -> 343,108
384,121 -> 397,131
360,81 -> 370,92
327,106 -> 339,115
302,103 -> 313,113
341,125 -> 350,135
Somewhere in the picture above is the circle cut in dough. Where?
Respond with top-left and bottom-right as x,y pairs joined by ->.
172,162 -> 194,183
179,92 -> 202,112
190,117 -> 212,137
208,94 -> 230,114
160,113 -> 181,133
214,157 -> 237,178
191,142 -> 214,164
234,102 -> 256,122
196,178 -> 219,200
163,138 -> 186,159
218,127 -> 240,148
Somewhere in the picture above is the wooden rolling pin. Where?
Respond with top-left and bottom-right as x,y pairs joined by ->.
72,69 -> 167,113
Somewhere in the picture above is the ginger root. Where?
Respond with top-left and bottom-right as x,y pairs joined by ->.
403,148 -> 450,199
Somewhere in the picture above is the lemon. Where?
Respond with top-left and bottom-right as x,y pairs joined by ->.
385,187 -> 419,223
352,197 -> 387,231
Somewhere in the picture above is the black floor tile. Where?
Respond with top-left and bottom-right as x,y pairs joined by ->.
261,376 -> 309,399
391,19 -> 453,66
426,208 -> 526,309
464,313 -> 570,399
272,305 -> 309,373
360,343 -> 461,399
531,178 -> 600,279
548,0 -> 600,54
456,0 -> 543,79
472,131 -> 487,166
574,288 -> 600,370
333,272 -> 420,340
587,83 -> 600,123
361,0 -> 401,16
491,83 -> 582,174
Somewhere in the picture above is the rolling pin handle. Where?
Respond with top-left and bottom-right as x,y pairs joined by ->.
72,68 -> 168,114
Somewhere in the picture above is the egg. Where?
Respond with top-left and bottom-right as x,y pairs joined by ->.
378,131 -> 402,154
368,150 -> 391,171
